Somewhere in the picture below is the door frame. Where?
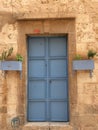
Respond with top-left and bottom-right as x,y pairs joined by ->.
17,19 -> 76,124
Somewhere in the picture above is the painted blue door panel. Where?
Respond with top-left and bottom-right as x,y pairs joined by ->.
28,36 -> 68,122
49,60 -> 67,77
28,102 -> 46,121
50,102 -> 68,121
29,60 -> 46,77
49,37 -> 67,57
49,80 -> 68,99
28,81 -> 46,99
28,37 -> 45,57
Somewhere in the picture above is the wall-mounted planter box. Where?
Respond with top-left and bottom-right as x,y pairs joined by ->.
72,60 -> 94,77
0,61 -> 22,78
73,60 -> 94,70
0,61 -> 22,70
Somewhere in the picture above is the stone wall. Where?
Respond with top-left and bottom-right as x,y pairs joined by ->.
0,0 -> 98,130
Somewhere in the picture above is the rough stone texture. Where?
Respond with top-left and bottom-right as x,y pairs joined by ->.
22,123 -> 73,130
0,0 -> 98,130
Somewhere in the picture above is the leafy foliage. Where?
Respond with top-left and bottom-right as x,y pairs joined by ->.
88,50 -> 97,59
74,54 -> 82,60
0,47 -> 13,61
16,54 -> 23,62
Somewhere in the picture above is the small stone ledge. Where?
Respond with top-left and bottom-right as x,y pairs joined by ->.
22,122 -> 73,130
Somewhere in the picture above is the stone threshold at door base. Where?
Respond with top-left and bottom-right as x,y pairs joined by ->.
22,122 -> 73,130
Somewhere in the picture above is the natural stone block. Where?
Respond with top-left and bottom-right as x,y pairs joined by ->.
0,106 -> 7,113
84,104 -> 98,114
0,95 -> 2,104
77,14 -> 90,23
83,83 -> 98,94
81,127 -> 96,130
7,105 -> 17,115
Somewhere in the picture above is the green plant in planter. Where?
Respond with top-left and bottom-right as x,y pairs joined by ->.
87,50 -> 97,59
74,54 -> 82,60
0,47 -> 13,61
16,54 -> 23,62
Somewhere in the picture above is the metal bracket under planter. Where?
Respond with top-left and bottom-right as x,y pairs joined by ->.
72,60 -> 94,77
0,61 -> 22,79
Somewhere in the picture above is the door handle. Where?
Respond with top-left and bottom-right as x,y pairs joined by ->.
49,80 -> 52,83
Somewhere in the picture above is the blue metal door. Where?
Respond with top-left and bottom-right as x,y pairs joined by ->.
27,36 -> 69,122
